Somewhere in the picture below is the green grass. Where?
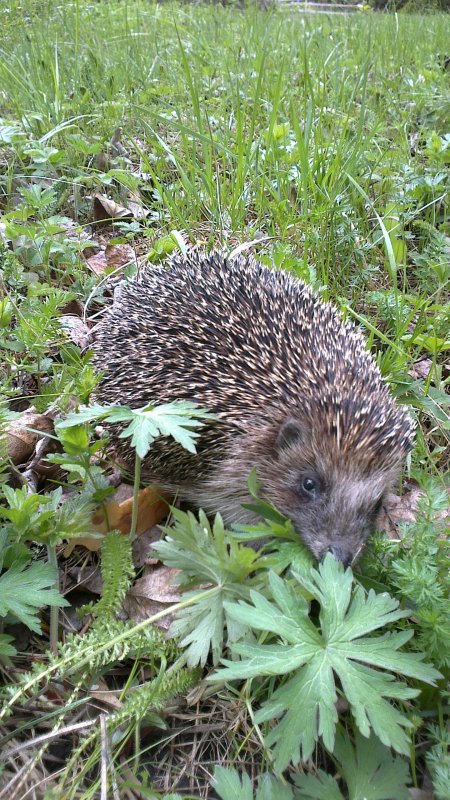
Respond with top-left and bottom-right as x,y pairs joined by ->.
0,0 -> 449,797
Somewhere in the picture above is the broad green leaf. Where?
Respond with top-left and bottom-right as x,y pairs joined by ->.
172,591 -> 225,667
213,767 -> 294,800
0,633 -> 17,657
211,555 -> 441,770
56,403 -> 118,427
293,770 -> 344,800
294,731 -> 410,799
0,561 -> 69,633
256,774 -> 294,800
57,400 -> 214,460
335,731 -> 410,800
57,424 -> 90,454
154,510 -> 265,667
258,658 -> 339,766
212,766 -> 254,800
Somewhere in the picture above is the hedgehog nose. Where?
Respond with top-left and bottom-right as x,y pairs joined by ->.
328,546 -> 352,567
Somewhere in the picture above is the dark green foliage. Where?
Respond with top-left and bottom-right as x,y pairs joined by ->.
362,477 -> 450,670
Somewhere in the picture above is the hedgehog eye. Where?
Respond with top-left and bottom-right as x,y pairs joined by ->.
301,476 -> 317,498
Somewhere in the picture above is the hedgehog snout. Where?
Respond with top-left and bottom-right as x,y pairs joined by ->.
330,547 -> 353,567
296,523 -> 369,566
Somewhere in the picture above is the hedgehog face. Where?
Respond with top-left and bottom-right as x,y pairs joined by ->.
265,417 -> 411,565
272,465 -> 387,565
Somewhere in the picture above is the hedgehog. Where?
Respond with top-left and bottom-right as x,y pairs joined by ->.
93,250 -> 414,565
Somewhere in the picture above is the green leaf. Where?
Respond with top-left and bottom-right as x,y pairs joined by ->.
335,731 -> 410,800
0,485 -> 94,547
211,556 -> 441,770
293,770 -> 344,800
153,509 -> 265,666
57,424 -> 90,455
293,730 -> 410,800
256,774 -> 294,800
55,403 -> 116,428
0,561 -> 68,633
57,400 -> 214,460
171,590 -> 225,667
0,633 -> 17,657
212,766 -> 254,800
212,767 -> 294,800
121,401 -> 213,458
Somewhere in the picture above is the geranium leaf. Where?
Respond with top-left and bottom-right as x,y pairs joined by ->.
211,554 -> 441,770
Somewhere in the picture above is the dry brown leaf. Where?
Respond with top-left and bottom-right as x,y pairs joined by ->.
109,127 -> 129,158
64,485 -> 170,554
377,488 -> 424,539
123,565 -> 182,626
67,566 -> 103,597
85,250 -> 109,275
61,298 -> 85,317
409,358 -> 432,380
6,412 -> 54,465
93,193 -> 133,222
104,243 -> 136,269
91,485 -> 170,535
59,315 -> 91,349
377,485 -> 449,540
128,190 -> 150,219
132,525 -> 163,570
90,688 -> 123,711
21,432 -> 62,486
85,242 -> 136,275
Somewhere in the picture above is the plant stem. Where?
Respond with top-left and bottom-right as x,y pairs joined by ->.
47,543 -> 59,656
129,453 -> 141,541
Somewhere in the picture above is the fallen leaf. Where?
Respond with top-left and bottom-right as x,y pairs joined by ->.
132,526 -> 163,569
59,315 -> 91,349
109,127 -> 129,158
6,411 -> 54,465
22,430 -> 62,485
65,564 -> 103,598
90,688 -> 123,710
64,485 -> 170,554
128,190 -> 150,219
123,565 -> 182,626
378,488 -> 424,534
86,251 -> 109,275
408,790 -> 434,800
104,243 -> 136,269
61,298 -> 85,317
85,242 -> 137,275
91,485 -> 170,536
93,193 -> 133,222
409,358 -> 432,380
377,484 -> 449,540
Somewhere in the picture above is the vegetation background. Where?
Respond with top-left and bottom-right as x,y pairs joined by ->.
0,0 -> 448,797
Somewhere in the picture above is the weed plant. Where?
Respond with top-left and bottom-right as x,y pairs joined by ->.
0,0 -> 449,797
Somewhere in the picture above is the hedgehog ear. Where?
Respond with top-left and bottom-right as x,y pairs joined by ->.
275,419 -> 304,453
